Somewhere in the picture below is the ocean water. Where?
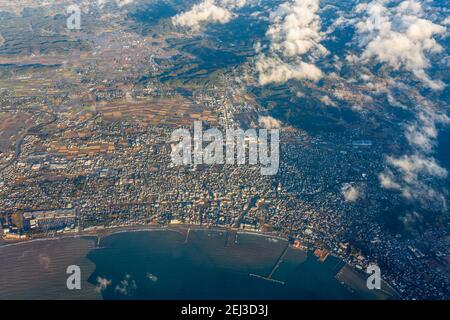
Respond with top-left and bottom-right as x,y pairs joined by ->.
0,229 -> 377,300
87,229 -> 362,300
0,237 -> 99,300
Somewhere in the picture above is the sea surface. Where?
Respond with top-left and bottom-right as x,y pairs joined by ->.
0,236 -> 99,299
0,229 -> 380,300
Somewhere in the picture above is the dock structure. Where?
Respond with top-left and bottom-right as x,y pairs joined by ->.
184,227 -> 190,243
268,244 -> 290,278
249,273 -> 285,285
249,243 -> 290,285
224,228 -> 237,247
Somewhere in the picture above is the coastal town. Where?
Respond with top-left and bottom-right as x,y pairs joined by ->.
0,0 -> 449,301
1,75 -> 448,299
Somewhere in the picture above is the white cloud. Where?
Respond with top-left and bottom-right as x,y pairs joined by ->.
255,0 -> 327,85
405,112 -> 437,153
341,183 -> 360,202
256,55 -> 322,85
379,172 -> 401,190
443,16 -> 450,26
355,0 -> 446,90
220,0 -> 247,9
401,93 -> 450,153
116,0 -> 134,7
400,211 -> 423,229
95,276 -> 112,292
146,272 -> 158,282
172,0 -> 247,30
380,88 -> 449,213
388,154 -> 447,182
97,0 -> 134,8
387,93 -> 408,109
379,154 -> 448,210
266,0 -> 327,57
320,95 -> 336,106
258,115 -> 282,129
115,274 -> 137,296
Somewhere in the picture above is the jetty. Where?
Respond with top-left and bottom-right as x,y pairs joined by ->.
249,243 -> 290,285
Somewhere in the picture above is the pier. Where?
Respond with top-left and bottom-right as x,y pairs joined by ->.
249,273 -> 285,285
184,227 -> 190,243
224,228 -> 238,247
249,243 -> 290,285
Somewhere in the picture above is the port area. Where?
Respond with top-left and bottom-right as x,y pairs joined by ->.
314,248 -> 330,262
335,264 -> 400,300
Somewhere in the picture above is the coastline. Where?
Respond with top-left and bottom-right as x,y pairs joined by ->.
0,224 -> 399,300
0,223 -> 288,249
